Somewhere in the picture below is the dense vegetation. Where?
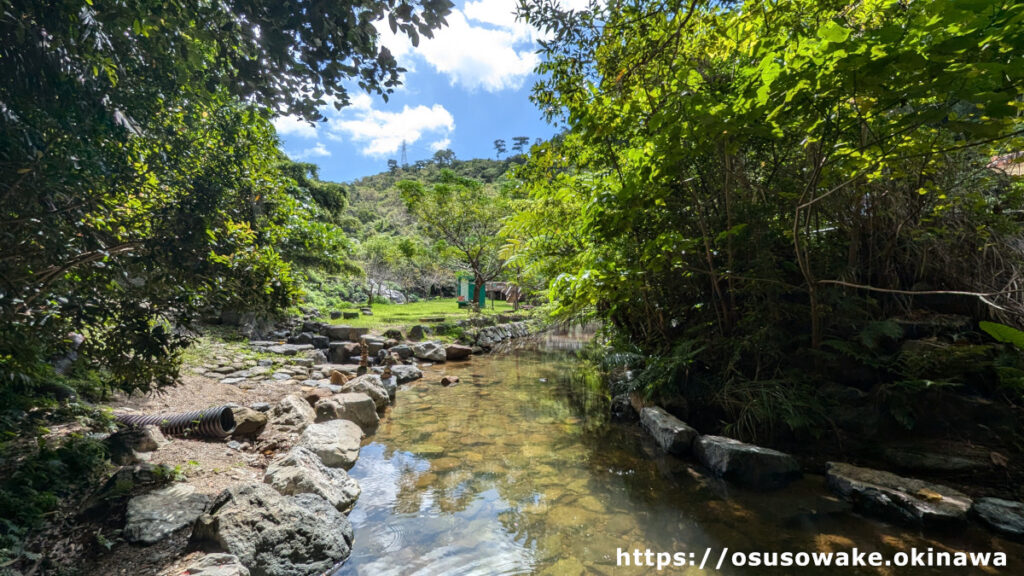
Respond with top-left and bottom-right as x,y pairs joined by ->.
508,0 -> 1024,439
0,0 -> 454,561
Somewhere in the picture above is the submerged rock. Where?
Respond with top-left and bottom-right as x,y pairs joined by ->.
971,497 -> 1024,539
695,436 -> 801,490
825,462 -> 972,529
640,407 -> 697,455
445,344 -> 473,361
192,483 -> 353,576
264,447 -> 361,512
124,483 -> 210,545
298,420 -> 364,469
610,394 -> 637,421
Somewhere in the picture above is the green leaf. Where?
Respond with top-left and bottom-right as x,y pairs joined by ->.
818,20 -> 851,44
979,321 -> 1024,350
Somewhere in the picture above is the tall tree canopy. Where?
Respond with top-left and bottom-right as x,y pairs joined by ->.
399,170 -> 509,305
0,0 -> 452,410
511,0 -> 1024,437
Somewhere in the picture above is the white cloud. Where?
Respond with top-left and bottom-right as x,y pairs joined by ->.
291,142 -> 331,159
330,103 -> 455,157
272,115 -> 318,139
429,138 -> 451,151
373,0 -> 540,92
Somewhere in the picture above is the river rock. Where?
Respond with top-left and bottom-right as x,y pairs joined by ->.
230,406 -> 268,439
695,436 -> 801,490
390,344 -> 413,360
263,447 -> 361,512
363,337 -> 385,356
310,350 -> 328,365
315,393 -> 379,431
108,425 -> 169,465
340,374 -> 390,409
270,394 -> 315,432
445,344 -> 473,361
610,394 -> 637,420
124,483 -> 210,545
348,327 -> 370,342
322,324 -> 351,340
298,420 -> 364,469
180,553 -> 250,576
407,325 -> 429,341
971,498 -> 1024,539
380,375 -> 397,401
825,462 -> 972,529
265,344 -> 313,356
390,364 -> 422,384
412,341 -> 447,362
640,407 -> 697,455
192,483 -> 353,576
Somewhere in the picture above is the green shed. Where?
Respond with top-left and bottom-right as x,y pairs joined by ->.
456,272 -> 485,308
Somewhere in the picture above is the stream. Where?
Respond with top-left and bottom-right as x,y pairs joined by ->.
335,329 -> 1020,575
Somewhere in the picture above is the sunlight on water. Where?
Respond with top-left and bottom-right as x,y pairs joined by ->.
335,330 -> 1021,575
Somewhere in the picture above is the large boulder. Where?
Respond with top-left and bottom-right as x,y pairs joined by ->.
412,341 -> 447,362
270,394 -> 316,432
972,498 -> 1024,540
390,364 -> 422,384
180,554 -> 250,576
192,483 -> 353,576
315,393 -> 379,432
263,447 -> 361,512
445,344 -> 473,361
340,374 -> 390,409
407,325 -> 429,341
695,436 -> 801,490
640,407 -> 697,455
825,462 -> 972,529
124,483 -> 210,545
348,327 -> 370,342
298,420 -> 364,469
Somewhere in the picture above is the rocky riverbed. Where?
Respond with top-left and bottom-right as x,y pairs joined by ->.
57,316 -> 537,575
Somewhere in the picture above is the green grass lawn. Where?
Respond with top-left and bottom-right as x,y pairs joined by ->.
323,298 -> 517,329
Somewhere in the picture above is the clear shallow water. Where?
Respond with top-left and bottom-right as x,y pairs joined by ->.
336,331 -> 1021,575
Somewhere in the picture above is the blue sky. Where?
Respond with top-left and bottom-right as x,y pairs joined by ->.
273,0 -> 584,183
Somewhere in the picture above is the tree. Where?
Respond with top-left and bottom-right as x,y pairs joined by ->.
0,0 -> 453,410
433,148 -> 456,166
511,136 -> 531,155
387,159 -> 400,174
513,0 -> 1024,438
493,139 -> 507,158
399,171 -> 509,309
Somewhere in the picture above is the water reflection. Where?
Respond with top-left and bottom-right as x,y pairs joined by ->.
336,332 -> 1021,575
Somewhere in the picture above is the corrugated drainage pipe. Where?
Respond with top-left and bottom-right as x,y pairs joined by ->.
115,405 -> 236,438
